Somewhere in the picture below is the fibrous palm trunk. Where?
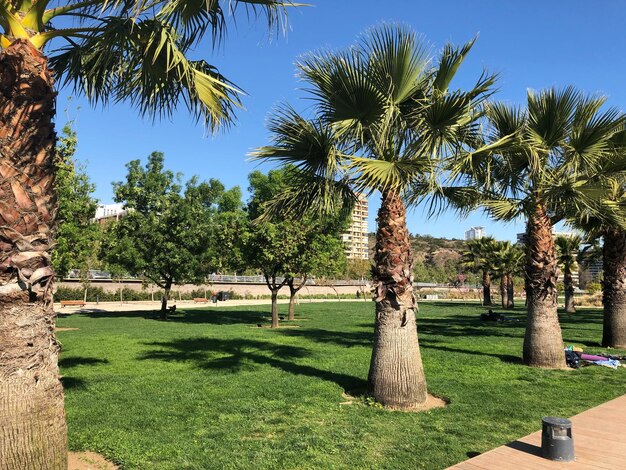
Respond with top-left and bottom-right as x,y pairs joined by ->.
563,271 -> 576,313
0,40 -> 67,469
523,203 -> 566,368
482,270 -> 492,306
500,274 -> 508,309
602,228 -> 626,348
507,275 -> 515,309
368,190 -> 426,409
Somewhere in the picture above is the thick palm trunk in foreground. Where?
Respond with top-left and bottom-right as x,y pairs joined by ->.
563,271 -> 576,313
368,190 -> 427,409
0,41 -> 67,469
523,204 -> 566,368
602,228 -> 626,348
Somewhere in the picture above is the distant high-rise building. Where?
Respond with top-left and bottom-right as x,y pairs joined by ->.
94,203 -> 127,225
341,194 -> 369,259
464,226 -> 485,240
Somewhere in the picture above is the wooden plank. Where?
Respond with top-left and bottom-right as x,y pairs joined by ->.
446,393 -> 626,470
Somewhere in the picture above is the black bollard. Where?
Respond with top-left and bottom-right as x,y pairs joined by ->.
541,417 -> 574,461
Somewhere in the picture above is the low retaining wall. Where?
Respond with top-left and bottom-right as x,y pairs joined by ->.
57,280 -> 370,297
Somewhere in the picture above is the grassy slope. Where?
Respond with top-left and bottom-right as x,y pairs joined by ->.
57,302 -> 625,470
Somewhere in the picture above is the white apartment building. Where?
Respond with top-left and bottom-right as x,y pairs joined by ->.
464,226 -> 485,240
94,203 -> 127,224
342,194 -> 369,259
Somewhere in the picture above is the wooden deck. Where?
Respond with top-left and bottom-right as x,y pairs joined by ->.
447,394 -> 626,469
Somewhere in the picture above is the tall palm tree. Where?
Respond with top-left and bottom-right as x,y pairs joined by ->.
491,241 -> 523,309
555,234 -> 582,313
0,1 -> 294,467
251,25 -> 495,409
444,87 -> 625,368
461,236 -> 498,305
571,176 -> 626,347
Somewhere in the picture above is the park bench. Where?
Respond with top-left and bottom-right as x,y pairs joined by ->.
60,300 -> 86,308
193,298 -> 209,303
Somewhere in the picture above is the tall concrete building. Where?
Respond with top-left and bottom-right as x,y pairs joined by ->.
342,194 -> 369,259
464,226 -> 485,240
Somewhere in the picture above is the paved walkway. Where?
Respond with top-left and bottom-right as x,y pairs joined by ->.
447,394 -> 626,469
55,298 -> 369,313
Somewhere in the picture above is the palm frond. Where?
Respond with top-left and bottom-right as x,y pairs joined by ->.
50,17 -> 241,130
432,36 -> 477,93
249,105 -> 343,179
347,156 -> 432,193
257,172 -> 357,223
362,23 -> 430,104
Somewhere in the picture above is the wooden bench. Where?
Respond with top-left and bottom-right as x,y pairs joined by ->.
60,300 -> 86,308
193,298 -> 209,303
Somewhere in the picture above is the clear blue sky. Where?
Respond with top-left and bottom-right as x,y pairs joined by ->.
61,0 -> 626,241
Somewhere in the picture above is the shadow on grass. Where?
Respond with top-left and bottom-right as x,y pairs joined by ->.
422,341 -> 523,365
168,309 -> 269,325
278,328 -> 373,348
59,357 -> 109,368
60,376 -> 87,390
139,337 -> 367,392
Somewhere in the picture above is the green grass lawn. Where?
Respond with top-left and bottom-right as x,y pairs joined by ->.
57,301 -> 626,469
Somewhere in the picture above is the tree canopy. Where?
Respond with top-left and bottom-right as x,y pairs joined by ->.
52,122 -> 99,279
100,152 -> 241,313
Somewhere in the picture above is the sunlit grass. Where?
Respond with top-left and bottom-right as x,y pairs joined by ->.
57,301 -> 625,469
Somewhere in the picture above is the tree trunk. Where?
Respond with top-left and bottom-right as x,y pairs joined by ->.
602,228 -> 626,348
287,277 -> 306,320
482,270 -> 492,306
563,271 -> 576,313
271,290 -> 279,328
368,190 -> 427,409
507,274 -> 515,309
523,203 -> 566,368
0,40 -> 67,469
500,274 -> 508,309
160,284 -> 171,320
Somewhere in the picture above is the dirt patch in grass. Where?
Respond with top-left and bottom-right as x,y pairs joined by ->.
56,327 -> 80,332
341,392 -> 448,412
68,451 -> 117,469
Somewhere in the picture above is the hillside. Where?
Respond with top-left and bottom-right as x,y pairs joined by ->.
368,233 -> 465,268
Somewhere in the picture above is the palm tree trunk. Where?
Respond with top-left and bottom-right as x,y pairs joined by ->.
368,190 -> 427,409
602,228 -> 626,348
500,274 -> 508,309
0,40 -> 67,468
563,271 -> 576,313
507,274 -> 515,309
523,203 -> 566,368
482,270 -> 492,305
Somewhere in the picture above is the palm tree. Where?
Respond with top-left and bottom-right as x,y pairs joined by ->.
491,241 -> 523,309
555,234 -> 582,313
251,25 -> 495,409
445,87 -> 625,368
571,176 -> 626,347
0,1 -> 294,466
461,236 -> 498,305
